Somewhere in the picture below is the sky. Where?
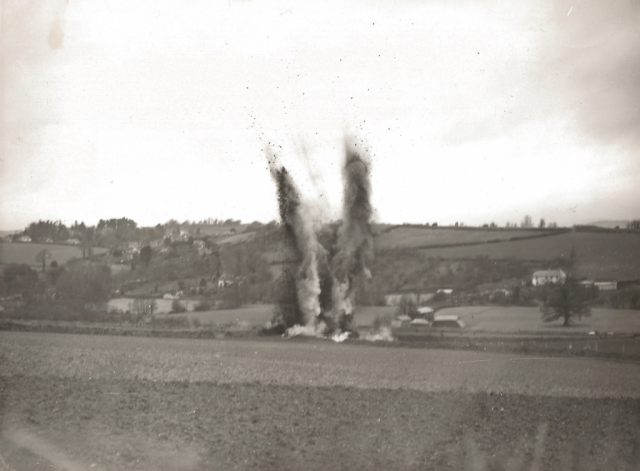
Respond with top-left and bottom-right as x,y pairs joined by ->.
1,0 -> 639,230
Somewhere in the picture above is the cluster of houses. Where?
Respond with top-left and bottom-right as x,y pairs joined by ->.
531,269 -> 620,291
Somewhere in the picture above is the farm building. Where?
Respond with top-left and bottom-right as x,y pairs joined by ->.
416,306 -> 435,321
44,237 -> 54,244
18,235 -> 32,243
408,318 -> 430,331
217,275 -> 235,288
531,269 -> 566,286
432,315 -> 465,328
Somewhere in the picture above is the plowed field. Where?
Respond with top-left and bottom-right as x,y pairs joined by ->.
1,332 -> 639,470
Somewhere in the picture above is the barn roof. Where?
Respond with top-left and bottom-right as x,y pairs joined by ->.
410,318 -> 430,325
417,307 -> 434,314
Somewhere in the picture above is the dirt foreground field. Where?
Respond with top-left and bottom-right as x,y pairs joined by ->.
1,332 -> 639,470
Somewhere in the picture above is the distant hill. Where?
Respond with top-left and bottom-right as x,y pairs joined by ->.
586,220 -> 631,229
0,230 -> 20,237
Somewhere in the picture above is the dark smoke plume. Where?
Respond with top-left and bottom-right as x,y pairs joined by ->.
328,137 -> 374,333
265,138 -> 374,340
267,150 -> 324,331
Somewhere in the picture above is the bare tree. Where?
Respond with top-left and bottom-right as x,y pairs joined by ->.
521,215 -> 533,228
540,283 -> 591,326
35,249 -> 52,272
130,298 -> 158,322
628,220 -> 640,230
396,294 -> 418,318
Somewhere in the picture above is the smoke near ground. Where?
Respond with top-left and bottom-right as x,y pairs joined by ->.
267,137 -> 378,340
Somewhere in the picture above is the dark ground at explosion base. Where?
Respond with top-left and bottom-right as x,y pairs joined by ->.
1,376 -> 639,471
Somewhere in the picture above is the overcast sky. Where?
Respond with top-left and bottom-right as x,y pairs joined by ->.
1,0 -> 639,230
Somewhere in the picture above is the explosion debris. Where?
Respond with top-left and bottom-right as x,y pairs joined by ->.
266,137 -> 382,341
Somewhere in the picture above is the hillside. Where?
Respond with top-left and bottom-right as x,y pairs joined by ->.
196,224 -> 249,236
0,243 -> 108,269
415,231 -> 640,280
374,226 -> 552,250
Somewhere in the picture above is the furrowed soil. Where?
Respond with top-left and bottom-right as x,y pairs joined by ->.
1,332 -> 640,471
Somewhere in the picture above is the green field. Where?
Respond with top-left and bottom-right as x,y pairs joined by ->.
0,242 -> 107,268
150,304 -> 396,327
107,300 -> 640,334
374,226 -> 549,250
434,306 -> 640,334
107,297 -> 199,314
417,231 -> 640,280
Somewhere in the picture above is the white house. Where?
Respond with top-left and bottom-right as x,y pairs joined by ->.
217,275 -> 235,288
532,269 -> 567,286
18,235 -> 32,243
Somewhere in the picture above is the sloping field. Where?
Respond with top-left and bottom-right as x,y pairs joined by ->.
216,232 -> 255,245
418,231 -> 640,280
197,224 -> 248,236
375,227 -> 548,250
0,230 -> 19,237
0,242 -> 107,268
436,306 -> 640,334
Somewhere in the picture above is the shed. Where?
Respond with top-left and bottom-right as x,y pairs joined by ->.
416,306 -> 435,321
432,315 -> 465,328
409,318 -> 430,331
